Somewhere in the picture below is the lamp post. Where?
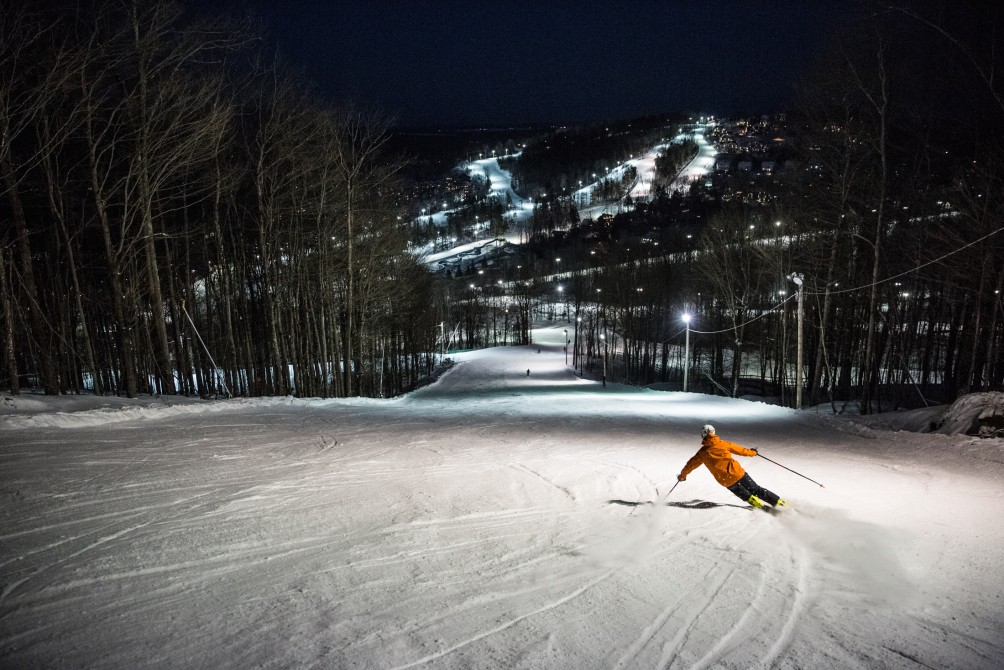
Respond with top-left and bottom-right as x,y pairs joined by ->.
439,322 -> 446,362
575,315 -> 581,374
600,332 -> 607,386
682,313 -> 691,392
787,273 -> 805,409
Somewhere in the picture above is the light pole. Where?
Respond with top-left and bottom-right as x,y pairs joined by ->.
600,333 -> 607,386
787,273 -> 805,409
682,313 -> 691,392
575,315 -> 581,374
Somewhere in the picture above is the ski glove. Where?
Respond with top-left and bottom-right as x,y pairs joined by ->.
677,474 -> 686,481
752,449 -> 758,455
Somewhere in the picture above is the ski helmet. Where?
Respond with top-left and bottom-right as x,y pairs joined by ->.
701,424 -> 715,438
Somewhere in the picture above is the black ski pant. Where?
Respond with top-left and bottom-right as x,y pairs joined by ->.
727,473 -> 780,506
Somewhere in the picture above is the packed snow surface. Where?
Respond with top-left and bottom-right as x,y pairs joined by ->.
2,326 -> 1003,669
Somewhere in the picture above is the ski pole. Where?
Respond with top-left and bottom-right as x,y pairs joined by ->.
658,479 -> 681,504
757,453 -> 825,488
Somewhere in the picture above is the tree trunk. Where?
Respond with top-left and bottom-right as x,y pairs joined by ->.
0,245 -> 19,394
1,156 -> 58,393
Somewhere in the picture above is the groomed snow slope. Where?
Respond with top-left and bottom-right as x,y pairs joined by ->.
2,326 -> 1002,669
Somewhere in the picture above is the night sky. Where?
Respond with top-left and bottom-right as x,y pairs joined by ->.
201,1 -> 848,129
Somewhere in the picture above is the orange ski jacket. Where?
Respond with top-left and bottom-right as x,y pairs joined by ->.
679,434 -> 758,488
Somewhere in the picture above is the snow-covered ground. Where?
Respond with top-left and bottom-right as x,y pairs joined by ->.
2,326 -> 1002,669
420,155 -> 533,269
574,126 -> 714,221
423,125 -> 715,268
669,128 -> 716,192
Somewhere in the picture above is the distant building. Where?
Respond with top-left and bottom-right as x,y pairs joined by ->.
714,155 -> 734,171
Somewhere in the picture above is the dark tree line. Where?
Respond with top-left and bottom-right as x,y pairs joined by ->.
4,1 -> 1001,412
0,1 -> 441,398
780,3 -> 1004,409
496,3 -> 1004,412
592,3 -> 1004,409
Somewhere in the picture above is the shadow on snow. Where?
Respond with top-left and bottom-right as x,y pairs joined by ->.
607,499 -> 751,510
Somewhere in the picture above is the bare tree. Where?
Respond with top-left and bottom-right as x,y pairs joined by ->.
330,107 -> 396,396
124,1 -> 235,393
0,6 -> 63,393
696,209 -> 783,396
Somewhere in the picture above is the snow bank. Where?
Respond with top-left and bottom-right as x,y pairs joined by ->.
841,392 -> 1004,438
0,392 -> 390,430
932,391 -> 1004,437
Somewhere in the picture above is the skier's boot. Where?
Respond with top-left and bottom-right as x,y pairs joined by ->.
747,495 -> 765,509
775,499 -> 788,508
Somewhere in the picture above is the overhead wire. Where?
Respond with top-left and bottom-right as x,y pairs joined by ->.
617,222 -> 1003,343
804,223 -> 1004,297
687,293 -> 797,335
673,223 -> 1003,338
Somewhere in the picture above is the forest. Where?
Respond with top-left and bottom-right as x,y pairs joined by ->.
441,5 -> 1004,412
684,6 -> 1004,410
2,1 -> 1003,412
1,1 -> 440,399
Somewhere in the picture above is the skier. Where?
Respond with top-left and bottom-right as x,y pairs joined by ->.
676,424 -> 787,510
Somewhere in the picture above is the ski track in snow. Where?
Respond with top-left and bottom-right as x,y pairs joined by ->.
2,331 -> 1004,668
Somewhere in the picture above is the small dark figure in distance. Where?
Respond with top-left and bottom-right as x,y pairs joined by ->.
526,369 -> 530,376
677,424 -> 787,510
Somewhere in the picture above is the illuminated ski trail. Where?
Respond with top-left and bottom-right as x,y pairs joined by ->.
2,335 -> 1003,668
